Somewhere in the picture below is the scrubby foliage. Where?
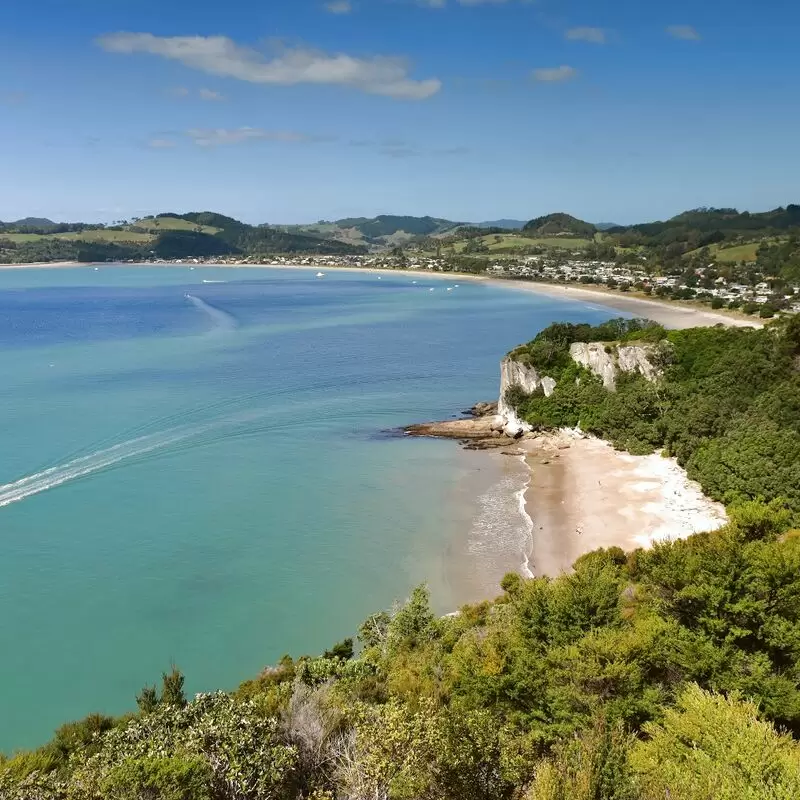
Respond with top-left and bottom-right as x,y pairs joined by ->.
3,502 -> 800,798
510,317 -> 800,516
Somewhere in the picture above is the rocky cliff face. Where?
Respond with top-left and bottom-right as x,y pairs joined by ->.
498,358 -> 557,436
569,342 -> 660,390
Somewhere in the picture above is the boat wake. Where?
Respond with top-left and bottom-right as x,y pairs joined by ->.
185,294 -> 237,331
0,422 -> 226,509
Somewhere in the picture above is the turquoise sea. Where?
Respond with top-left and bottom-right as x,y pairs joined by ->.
0,266 -> 620,751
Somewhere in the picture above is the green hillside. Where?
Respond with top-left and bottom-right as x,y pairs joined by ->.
448,233 -> 594,253
0,211 -> 367,264
522,212 -> 597,238
334,214 -> 455,238
607,205 -> 800,255
132,216 -> 221,235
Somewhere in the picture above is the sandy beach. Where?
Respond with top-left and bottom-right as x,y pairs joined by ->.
490,279 -> 761,329
521,430 -> 728,577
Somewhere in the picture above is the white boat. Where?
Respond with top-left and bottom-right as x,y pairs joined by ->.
316,272 -> 325,277
429,288 -> 435,292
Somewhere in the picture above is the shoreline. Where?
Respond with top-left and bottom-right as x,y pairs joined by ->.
409,417 -> 730,583
3,259 -> 744,592
0,260 -> 762,329
519,430 -> 728,577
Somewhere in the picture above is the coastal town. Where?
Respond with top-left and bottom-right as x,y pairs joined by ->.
148,250 -> 800,318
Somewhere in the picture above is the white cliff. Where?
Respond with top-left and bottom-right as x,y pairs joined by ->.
497,357 -> 557,437
569,342 -> 661,390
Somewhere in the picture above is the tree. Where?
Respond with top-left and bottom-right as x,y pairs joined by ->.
161,667 -> 187,708
136,685 -> 159,714
387,585 -> 435,652
630,684 -> 800,799
323,638 -> 354,661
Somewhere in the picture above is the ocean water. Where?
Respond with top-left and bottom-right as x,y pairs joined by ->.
0,266 -> 620,751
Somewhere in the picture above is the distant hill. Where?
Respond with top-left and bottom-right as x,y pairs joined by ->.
474,219 -> 526,230
13,217 -> 56,228
604,204 -> 800,279
608,205 -> 800,238
522,213 -> 597,238
335,215 -> 456,239
0,217 -> 60,233
0,210 -> 366,264
279,215 -> 461,249
594,222 -> 622,231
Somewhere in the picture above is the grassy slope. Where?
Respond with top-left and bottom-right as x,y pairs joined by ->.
448,233 -> 594,253
1,230 -> 154,243
133,217 -> 220,235
684,239 -> 784,264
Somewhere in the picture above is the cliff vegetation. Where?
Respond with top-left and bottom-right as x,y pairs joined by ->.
507,317 -> 800,520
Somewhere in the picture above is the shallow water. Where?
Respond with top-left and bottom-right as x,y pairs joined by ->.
0,265 -> 620,750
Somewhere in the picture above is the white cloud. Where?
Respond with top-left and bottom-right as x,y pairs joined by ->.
199,87 -> 225,101
97,33 -> 441,100
325,0 -> 352,12
666,25 -> 701,41
186,127 -> 327,147
532,65 -> 579,83
565,27 -> 607,44
148,138 -> 176,149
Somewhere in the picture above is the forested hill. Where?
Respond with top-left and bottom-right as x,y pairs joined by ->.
609,204 -> 800,238
334,215 -> 455,238
0,212 -> 367,264
522,212 -> 597,238
603,205 -> 800,274
3,320 -> 800,799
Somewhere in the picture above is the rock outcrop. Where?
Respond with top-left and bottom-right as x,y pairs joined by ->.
569,342 -> 661,390
407,339 -> 663,447
498,358 -> 556,436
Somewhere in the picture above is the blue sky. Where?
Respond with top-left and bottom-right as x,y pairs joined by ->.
2,0 -> 798,224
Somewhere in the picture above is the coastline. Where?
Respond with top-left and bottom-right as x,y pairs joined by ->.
2,259 -> 746,592
0,259 -> 762,329
438,448 -> 534,606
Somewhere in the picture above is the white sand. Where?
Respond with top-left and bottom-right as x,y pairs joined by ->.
0,260 -> 80,270
522,430 -> 728,577
490,280 -> 761,329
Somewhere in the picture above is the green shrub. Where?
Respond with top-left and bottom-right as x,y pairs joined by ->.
630,684 -> 800,799
100,755 -> 213,800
